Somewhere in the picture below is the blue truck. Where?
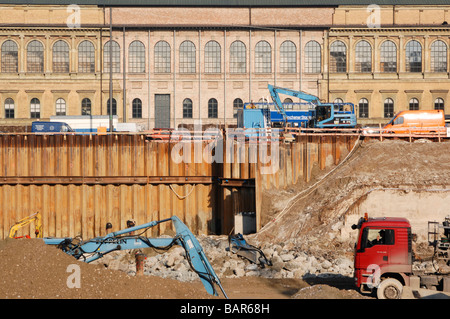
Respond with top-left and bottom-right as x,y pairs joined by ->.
237,84 -> 357,131
31,121 -> 74,133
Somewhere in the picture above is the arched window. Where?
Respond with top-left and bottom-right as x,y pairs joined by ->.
230,41 -> 246,73
154,41 -> 171,73
53,40 -> 69,73
27,40 -> 44,73
233,98 -> 243,118
104,40 -> 120,73
30,98 -> 41,118
359,98 -> 369,118
405,40 -> 422,73
205,41 -> 221,73
132,98 -> 142,118
4,98 -> 14,119
380,40 -> 397,73
255,41 -> 271,73
409,98 -> 419,110
330,40 -> 346,73
129,41 -> 145,73
280,40 -> 296,73
355,40 -> 372,73
183,98 -> 193,119
431,40 -> 447,73
1,40 -> 18,73
384,98 -> 394,118
434,98 -> 445,111
56,98 -> 66,116
81,98 -> 91,115
78,40 -> 95,73
334,98 -> 344,104
179,41 -> 196,73
208,98 -> 218,118
107,98 -> 117,115
304,41 -> 321,73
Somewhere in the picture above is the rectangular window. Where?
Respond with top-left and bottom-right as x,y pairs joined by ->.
361,228 -> 395,250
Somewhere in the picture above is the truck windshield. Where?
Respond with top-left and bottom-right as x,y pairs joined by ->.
361,228 -> 395,249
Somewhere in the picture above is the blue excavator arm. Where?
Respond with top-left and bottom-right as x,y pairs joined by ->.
43,216 -> 227,298
268,84 -> 321,127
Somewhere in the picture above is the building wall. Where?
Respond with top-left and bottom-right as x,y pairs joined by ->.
0,4 -> 448,129
323,27 -> 450,125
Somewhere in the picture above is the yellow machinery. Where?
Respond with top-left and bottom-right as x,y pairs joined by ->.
8,212 -> 42,239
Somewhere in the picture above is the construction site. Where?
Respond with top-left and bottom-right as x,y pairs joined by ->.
1,126 -> 450,301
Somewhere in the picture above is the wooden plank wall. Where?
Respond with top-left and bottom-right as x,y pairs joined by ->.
0,133 -> 357,240
0,134 -> 223,239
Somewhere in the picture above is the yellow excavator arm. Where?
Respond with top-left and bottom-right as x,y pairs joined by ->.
8,212 -> 42,239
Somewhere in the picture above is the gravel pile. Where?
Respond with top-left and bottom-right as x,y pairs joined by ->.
94,234 -> 355,282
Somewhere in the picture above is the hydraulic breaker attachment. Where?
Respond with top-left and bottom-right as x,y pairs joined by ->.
43,216 -> 227,298
228,233 -> 272,268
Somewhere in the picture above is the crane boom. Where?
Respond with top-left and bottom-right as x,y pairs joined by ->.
268,84 -> 322,127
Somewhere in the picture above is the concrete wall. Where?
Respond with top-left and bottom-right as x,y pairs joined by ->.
341,188 -> 450,244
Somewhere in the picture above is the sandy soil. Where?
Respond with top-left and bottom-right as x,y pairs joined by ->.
0,238 -> 367,299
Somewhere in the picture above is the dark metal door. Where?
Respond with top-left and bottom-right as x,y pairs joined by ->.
155,94 -> 170,128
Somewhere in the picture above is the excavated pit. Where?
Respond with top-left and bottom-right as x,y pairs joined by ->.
1,139 -> 450,299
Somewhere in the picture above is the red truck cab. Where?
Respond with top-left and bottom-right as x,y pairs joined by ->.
352,214 -> 412,298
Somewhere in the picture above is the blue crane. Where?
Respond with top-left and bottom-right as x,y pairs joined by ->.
268,84 -> 357,129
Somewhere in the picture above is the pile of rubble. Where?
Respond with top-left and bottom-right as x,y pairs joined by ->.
94,235 -> 355,282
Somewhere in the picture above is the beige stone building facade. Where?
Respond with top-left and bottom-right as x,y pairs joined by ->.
0,2 -> 448,129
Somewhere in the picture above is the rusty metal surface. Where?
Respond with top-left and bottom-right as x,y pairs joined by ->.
0,132 -> 364,239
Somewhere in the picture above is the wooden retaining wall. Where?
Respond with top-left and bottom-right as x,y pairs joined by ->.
0,133 -> 358,240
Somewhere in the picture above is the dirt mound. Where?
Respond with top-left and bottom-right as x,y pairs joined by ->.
0,238 -> 370,299
0,238 -> 212,299
292,284 -> 369,299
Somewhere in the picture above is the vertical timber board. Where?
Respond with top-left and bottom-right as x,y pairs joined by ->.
0,185 -> 4,238
248,142 -> 257,180
93,184 -> 102,237
85,185 -> 94,239
223,139 -> 231,179
255,147 -> 262,231
120,184 -> 131,232
134,135 -> 144,176
75,185 -> 83,238
158,184 -> 170,234
231,142 -> 240,179
3,185 -> 11,238
158,142 -> 170,234
7,135 -> 16,176
84,135 -> 94,177
0,136 -> 3,178
135,184 -> 146,230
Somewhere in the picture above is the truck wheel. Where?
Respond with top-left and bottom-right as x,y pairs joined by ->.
377,278 -> 403,299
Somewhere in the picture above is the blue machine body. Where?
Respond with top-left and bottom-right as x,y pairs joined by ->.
31,121 -> 74,133
237,84 -> 357,134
